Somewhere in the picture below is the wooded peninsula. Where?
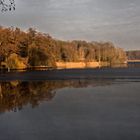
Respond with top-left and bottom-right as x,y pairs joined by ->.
0,26 -> 127,70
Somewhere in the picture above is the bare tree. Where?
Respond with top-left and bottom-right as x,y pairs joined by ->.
0,0 -> 15,12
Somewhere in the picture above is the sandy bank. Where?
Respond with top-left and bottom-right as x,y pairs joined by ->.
56,62 -> 100,69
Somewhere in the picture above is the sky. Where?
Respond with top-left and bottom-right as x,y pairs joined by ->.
0,0 -> 140,50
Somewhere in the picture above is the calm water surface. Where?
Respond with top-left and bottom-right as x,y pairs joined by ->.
0,63 -> 140,140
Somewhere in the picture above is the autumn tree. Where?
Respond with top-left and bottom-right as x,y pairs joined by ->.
0,26 -> 127,69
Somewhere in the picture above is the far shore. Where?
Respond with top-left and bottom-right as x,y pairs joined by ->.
127,60 -> 140,62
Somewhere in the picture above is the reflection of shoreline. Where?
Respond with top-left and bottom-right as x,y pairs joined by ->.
0,80 -> 115,113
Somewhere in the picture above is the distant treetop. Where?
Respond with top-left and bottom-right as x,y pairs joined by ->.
0,0 -> 15,12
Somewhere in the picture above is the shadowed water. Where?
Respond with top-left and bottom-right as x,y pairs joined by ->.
0,63 -> 140,140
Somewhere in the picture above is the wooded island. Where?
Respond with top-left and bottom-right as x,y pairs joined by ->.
0,26 -> 127,70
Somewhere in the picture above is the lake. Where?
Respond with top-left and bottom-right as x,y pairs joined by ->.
0,63 -> 140,140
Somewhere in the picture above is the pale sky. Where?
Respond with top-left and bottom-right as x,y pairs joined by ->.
0,0 -> 140,50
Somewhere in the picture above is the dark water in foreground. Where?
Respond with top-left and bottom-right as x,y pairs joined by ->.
0,63 -> 140,140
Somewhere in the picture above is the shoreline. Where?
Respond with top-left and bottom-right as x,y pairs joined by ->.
0,61 -> 129,71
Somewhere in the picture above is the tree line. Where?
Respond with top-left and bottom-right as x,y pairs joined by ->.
126,50 -> 140,60
0,26 -> 127,69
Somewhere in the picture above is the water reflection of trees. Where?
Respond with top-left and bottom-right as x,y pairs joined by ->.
0,79 -> 114,113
